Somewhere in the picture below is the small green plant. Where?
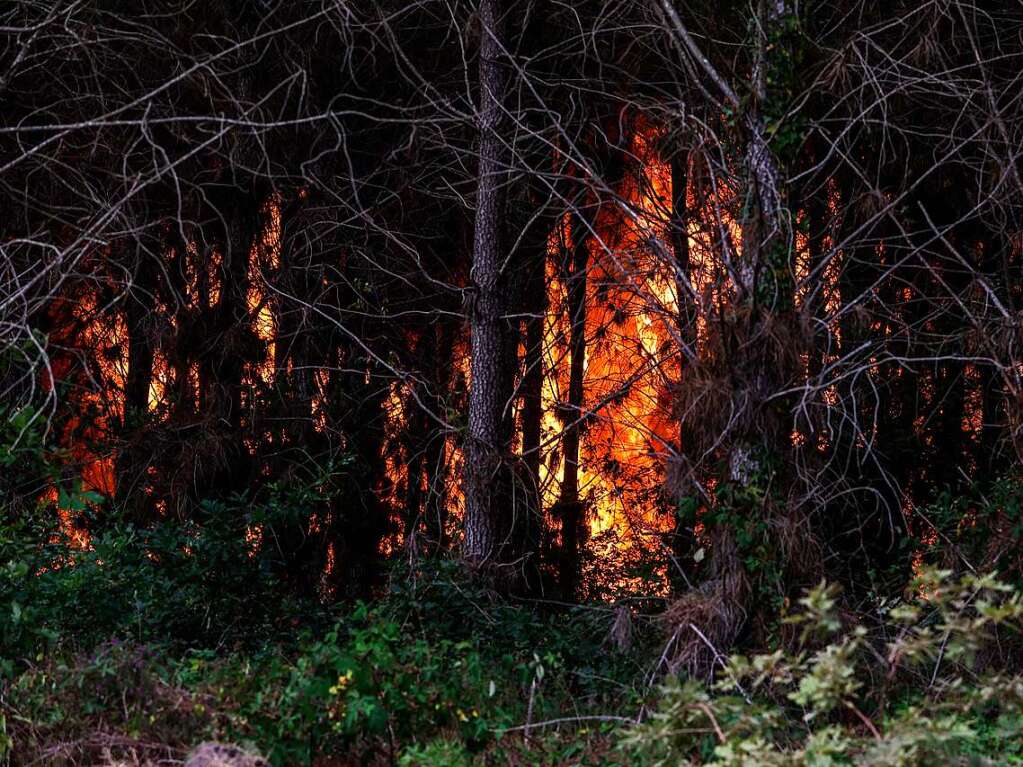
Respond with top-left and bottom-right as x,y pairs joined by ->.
399,739 -> 475,766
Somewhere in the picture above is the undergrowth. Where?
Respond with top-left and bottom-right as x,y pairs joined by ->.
2,497 -> 1023,765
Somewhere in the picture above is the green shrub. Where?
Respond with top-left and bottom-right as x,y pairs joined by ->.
2,561 -> 648,765
198,563 -> 648,764
625,568 -> 1023,766
0,490 -> 331,671
8,529 -> 1022,766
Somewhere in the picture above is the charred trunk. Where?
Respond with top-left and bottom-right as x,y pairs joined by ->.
557,203 -> 590,600
115,249 -> 157,520
667,152 -> 700,593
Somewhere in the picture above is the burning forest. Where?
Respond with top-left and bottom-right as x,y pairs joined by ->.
3,1 -> 1023,765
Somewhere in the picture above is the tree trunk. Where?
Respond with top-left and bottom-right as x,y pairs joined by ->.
115,277 -> 156,517
403,331 -> 433,539
557,204 -> 589,600
425,319 -> 457,549
201,190 -> 259,500
518,228 -> 548,576
668,0 -> 800,673
463,0 -> 513,566
667,152 -> 700,592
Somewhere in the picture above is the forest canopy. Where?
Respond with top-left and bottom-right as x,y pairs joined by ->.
2,1 -> 1023,764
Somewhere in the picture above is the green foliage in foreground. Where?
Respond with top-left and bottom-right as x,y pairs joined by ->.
2,551 -> 1023,766
0,551 -> 646,765
629,571 -> 1023,766
1,471 -> 1023,766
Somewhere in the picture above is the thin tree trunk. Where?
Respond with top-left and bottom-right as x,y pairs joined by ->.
463,0 -> 512,566
274,195 -> 319,448
519,233 -> 547,570
558,206 -> 589,600
116,270 -> 156,516
426,319 -> 457,549
404,331 -> 432,539
202,191 -> 258,500
668,153 -> 699,592
330,360 -> 390,598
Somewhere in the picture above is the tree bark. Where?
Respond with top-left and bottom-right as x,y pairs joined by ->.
463,0 -> 512,566
425,319 -> 458,549
557,204 -> 590,600
667,0 -> 797,672
519,228 -> 548,572
115,251 -> 156,520
668,152 -> 699,592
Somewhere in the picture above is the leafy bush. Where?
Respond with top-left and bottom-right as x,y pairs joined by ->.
923,477 -> 1023,586
6,527 -> 1023,767
208,563 -> 647,764
399,739 -> 475,767
625,568 -> 1023,766
0,491 -> 326,670
2,560 -> 648,765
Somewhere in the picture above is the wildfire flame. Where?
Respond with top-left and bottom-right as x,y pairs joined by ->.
38,118 -> 988,592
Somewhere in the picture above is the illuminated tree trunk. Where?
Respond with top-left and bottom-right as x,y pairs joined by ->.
404,394 -> 429,539
520,259 -> 545,514
167,235 -> 196,428
557,205 -> 589,599
463,0 -> 513,567
552,123 -> 628,597
404,329 -> 438,540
